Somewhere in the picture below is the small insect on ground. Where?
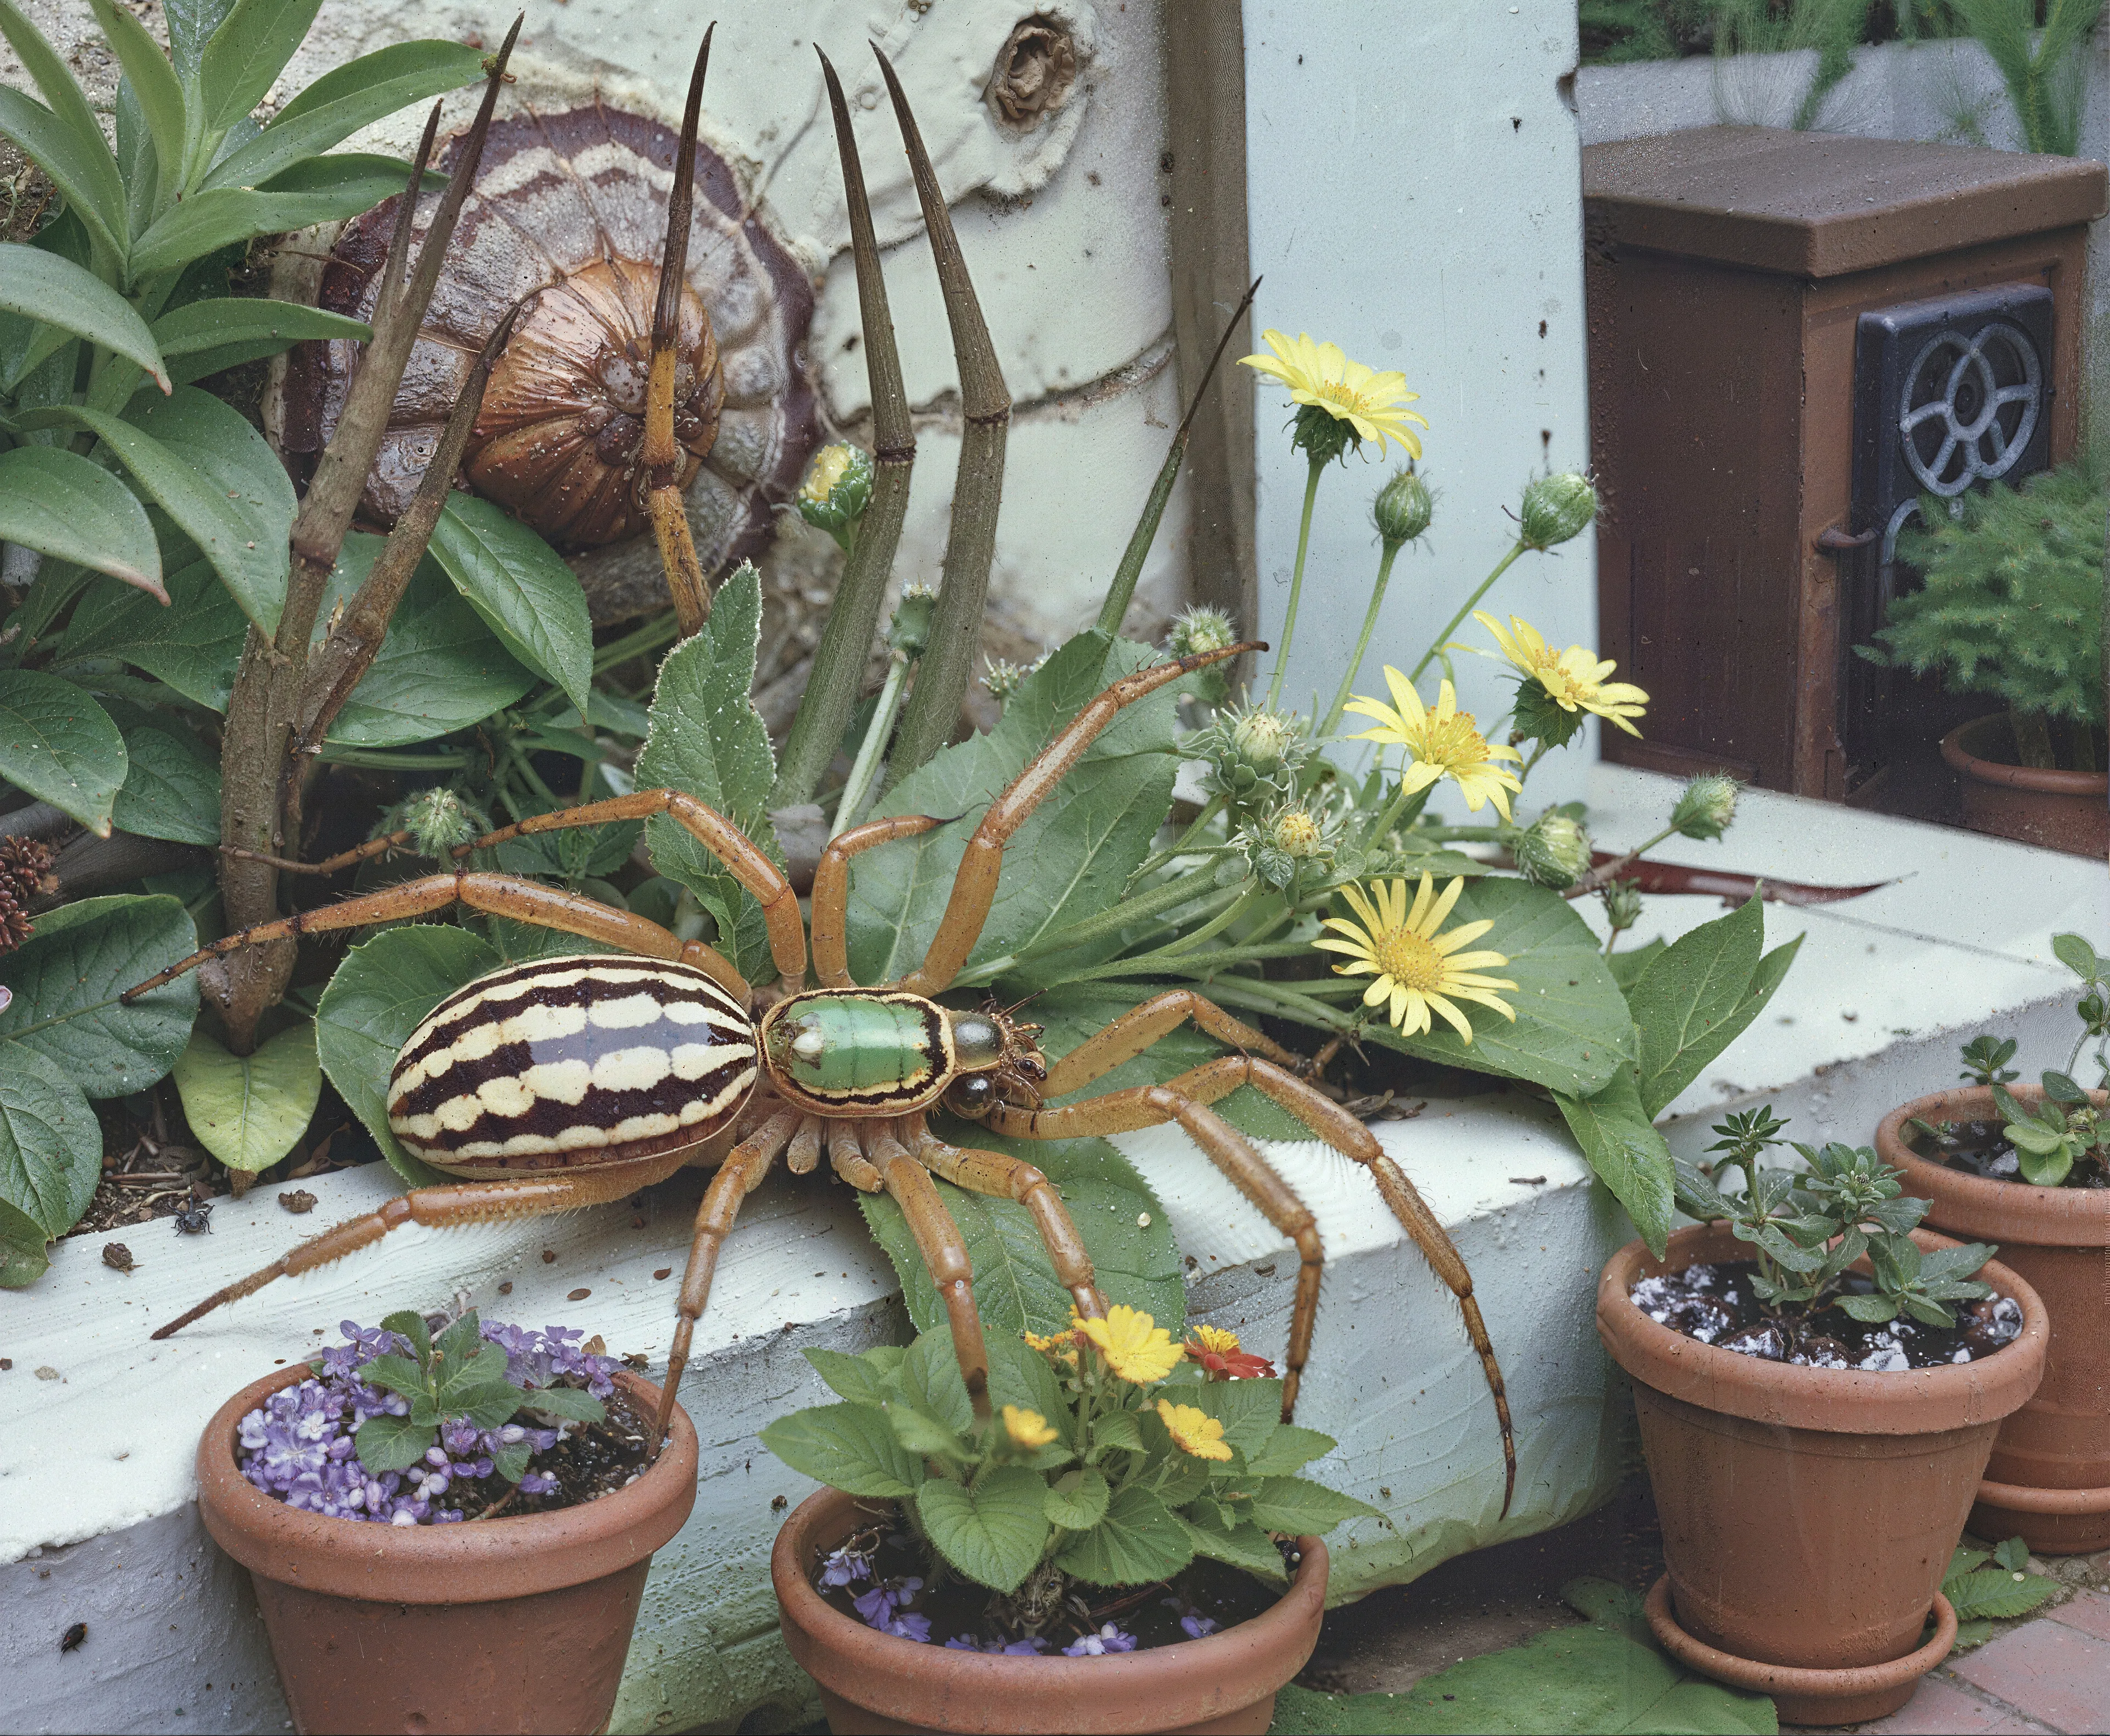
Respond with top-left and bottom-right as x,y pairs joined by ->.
173,1203 -> 213,1235
59,1623 -> 86,1654
102,1243 -> 134,1272
278,1190 -> 317,1214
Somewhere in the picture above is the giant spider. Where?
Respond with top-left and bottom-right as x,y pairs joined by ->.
122,31 -> 1514,1509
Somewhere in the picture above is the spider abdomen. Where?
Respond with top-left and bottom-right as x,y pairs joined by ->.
387,957 -> 758,1174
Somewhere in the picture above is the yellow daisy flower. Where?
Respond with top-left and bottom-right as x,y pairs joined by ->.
1001,1405 -> 1060,1450
1156,1400 -> 1234,1462
1473,613 -> 1648,737
1076,1305 -> 1184,1386
1315,875 -> 1519,1042
1239,330 -> 1428,458
1190,1325 -> 1242,1356
1343,670 -> 1524,820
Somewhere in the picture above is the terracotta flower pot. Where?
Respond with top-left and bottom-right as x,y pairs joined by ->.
1940,714 -> 2108,858
1598,1222 -> 2047,1727
1879,1085 -> 2110,1553
771,1487 -> 1326,1735
196,1363 -> 698,1735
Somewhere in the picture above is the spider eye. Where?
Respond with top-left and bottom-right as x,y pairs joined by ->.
945,1073 -> 998,1117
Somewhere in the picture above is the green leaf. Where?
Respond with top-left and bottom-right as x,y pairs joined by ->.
59,559 -> 245,710
110,720 -> 220,844
1245,1475 -> 1383,1534
357,1352 -> 427,1399
170,1021 -> 319,1173
521,1385 -> 604,1423
886,1401 -> 965,1460
2052,932 -> 2100,982
0,893 -> 197,1094
634,564 -> 781,981
426,488 -> 593,716
197,0 -> 323,135
0,1193 -> 52,1289
1992,1535 -> 2030,1572
1178,1505 -> 1286,1579
0,3 -> 123,260
0,448 -> 162,598
897,1327 -> 976,1435
1178,1377 -> 1284,1456
1942,1564 -> 2063,1621
985,1331 -> 1075,1449
915,1465 -> 1052,1594
314,925 -> 499,1188
0,1036 -> 101,1237
87,0 -> 184,215
165,0 -> 237,84
1554,1065 -> 1675,1258
354,1412 -> 434,1475
1604,938 -> 1666,993
1630,895 -> 1800,1117
1092,1407 -> 1144,1455
1045,1466 -> 1109,1530
127,151 -> 410,280
1052,1482 -> 1194,1587
1242,1422 -> 1336,1478
310,538 -> 535,746
759,1403 -> 925,1499
804,1346 -> 894,1406
858,1128 -> 1183,1341
0,243 -> 166,389
0,667 -> 126,834
152,297 -> 369,385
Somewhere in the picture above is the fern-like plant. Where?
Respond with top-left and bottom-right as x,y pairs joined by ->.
1864,460 -> 2106,771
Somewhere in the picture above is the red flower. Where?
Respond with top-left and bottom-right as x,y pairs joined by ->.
1185,1326 -> 1275,1381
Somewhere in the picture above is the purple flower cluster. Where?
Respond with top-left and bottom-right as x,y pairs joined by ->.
1061,1622 -> 1138,1657
813,1539 -> 1143,1657
1162,1593 -> 1219,1639
946,1633 -> 1051,1655
235,1318 -> 615,1524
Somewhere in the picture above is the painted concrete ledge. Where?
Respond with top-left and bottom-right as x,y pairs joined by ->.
4,768 -> 2104,1734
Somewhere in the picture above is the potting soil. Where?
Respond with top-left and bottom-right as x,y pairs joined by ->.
1909,1118 -> 2109,1187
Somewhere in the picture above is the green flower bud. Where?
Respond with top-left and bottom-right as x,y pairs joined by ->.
1193,703 -> 1312,816
1231,707 -> 1298,772
983,650 -> 1050,707
796,443 -> 875,545
1518,471 -> 1597,552
887,583 -> 937,657
1670,774 -> 1740,842
1601,877 -> 1644,935
1168,605 -> 1238,660
1372,467 -> 1434,547
1512,810 -> 1592,890
394,787 -> 487,858
1290,402 -> 1357,468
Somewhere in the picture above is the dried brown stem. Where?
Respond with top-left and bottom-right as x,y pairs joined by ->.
872,42 -> 1011,787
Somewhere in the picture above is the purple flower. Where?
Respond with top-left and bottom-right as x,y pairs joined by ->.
1163,1594 -> 1219,1639
882,1614 -> 931,1643
517,1472 -> 559,1497
853,1576 -> 923,1631
945,1634 -> 1050,1655
1061,1623 -> 1137,1657
819,1545 -> 871,1589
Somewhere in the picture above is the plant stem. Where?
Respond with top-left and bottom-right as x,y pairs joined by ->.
953,874 -> 1232,986
1044,939 -> 1312,988
1157,885 -> 1263,956
593,611 -> 681,676
1564,824 -> 1678,900
1128,794 -> 1224,888
1358,771 -> 1430,849
830,649 -> 913,838
1411,539 -> 1527,682
1265,455 -> 1326,711
1319,539 -> 1402,738
315,745 -> 473,771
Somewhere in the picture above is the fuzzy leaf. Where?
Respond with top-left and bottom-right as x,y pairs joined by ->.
760,1403 -> 924,1499
1052,1483 -> 1194,1587
110,720 -> 220,844
1242,1423 -> 1337,1478
897,1327 -> 976,1435
915,1465 -> 1051,1594
0,1036 -> 101,1237
1942,1565 -> 2063,1621
1554,1064 -> 1675,1258
1178,1377 -> 1284,1456
1245,1475 -> 1384,1534
1045,1466 -> 1109,1530
1178,1506 -> 1286,1579
1629,894 -> 1764,1117
0,892 -> 196,1092
0,669 -> 126,834
170,1021 -> 320,1173
804,1346 -> 893,1406
353,1412 -> 432,1475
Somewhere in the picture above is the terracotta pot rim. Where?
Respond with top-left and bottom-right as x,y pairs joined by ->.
1978,1475 -> 2110,1516
1597,1222 -> 2049,1433
1878,1088 -> 2110,1246
1941,716 -> 2108,797
771,1487 -> 1326,1734
195,1362 -> 698,1604
1645,1577 -> 1956,1699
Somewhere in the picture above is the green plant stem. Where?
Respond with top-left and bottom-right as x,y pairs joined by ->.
316,745 -> 472,771
1358,772 -> 1431,849
593,611 -> 681,676
830,649 -> 913,839
1266,455 -> 1326,711
1319,539 -> 1402,738
1565,823 -> 1678,900
1158,885 -> 1264,958
1128,795 -> 1225,888
1411,539 -> 1527,682
954,874 -> 1236,987
1045,939 -> 1313,988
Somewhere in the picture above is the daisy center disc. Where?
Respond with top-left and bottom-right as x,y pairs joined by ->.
1370,925 -> 1447,992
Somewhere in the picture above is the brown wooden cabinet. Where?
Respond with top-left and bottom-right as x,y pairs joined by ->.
1584,127 -> 2105,798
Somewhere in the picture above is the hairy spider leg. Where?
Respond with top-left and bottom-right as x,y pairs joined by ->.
654,1104 -> 802,1445
219,827 -> 420,876
1038,987 -> 1309,1098
121,870 -> 752,1004
810,815 -> 947,988
148,1153 -> 690,1340
899,641 -> 1262,997
985,1045 -> 1518,1517
458,788 -> 807,991
644,28 -> 714,636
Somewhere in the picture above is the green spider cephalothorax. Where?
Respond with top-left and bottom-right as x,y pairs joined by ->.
758,991 -> 1043,1117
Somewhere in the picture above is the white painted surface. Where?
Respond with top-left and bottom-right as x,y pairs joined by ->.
1241,0 -> 1600,808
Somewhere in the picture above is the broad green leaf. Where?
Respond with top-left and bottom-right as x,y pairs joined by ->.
0,3 -> 123,257
1242,1423 -> 1336,1478
314,925 -> 498,1188
110,720 -> 220,844
206,39 -> 487,191
1045,1466 -> 1109,1529
1244,1474 -> 1382,1534
197,0 -> 324,136
427,494 -> 593,714
88,0 -> 184,214
59,559 -> 245,710
2052,932 -> 2100,982
1362,877 -> 1634,1099
0,87 -> 123,269
986,1331 -> 1075,1449
804,1346 -> 893,1406
170,1021 -> 319,1173
0,893 -> 198,1093
0,1193 -> 51,1288
1052,1482 -> 1193,1587
887,1402 -> 965,1460
152,297 -> 369,385
852,633 -> 1187,988
1178,1505 -> 1286,1579
913,1465 -> 1050,1594
314,538 -> 535,747
0,447 -> 162,598
165,0 -> 239,84
1604,937 -> 1666,993
523,1385 -> 605,1423
1178,1377 -> 1284,1455
353,1412 -> 432,1475
897,1326 -> 976,1434
1554,1065 -> 1674,1258
859,1127 -> 1183,1340
0,669 -> 126,834
0,1036 -> 101,1237
116,60 -> 162,244
635,565 -> 780,981
127,153 -> 414,280
0,243 -> 166,389
1629,894 -> 1768,1118
759,1403 -> 925,1499
1942,1564 -> 2062,1621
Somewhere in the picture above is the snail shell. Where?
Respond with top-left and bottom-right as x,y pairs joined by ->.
286,104 -> 818,572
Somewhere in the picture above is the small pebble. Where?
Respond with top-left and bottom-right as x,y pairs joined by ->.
541,1250 -> 557,1264
497,1281 -> 513,1295
35,1366 -> 59,1381
0,1358 -> 9,1370
654,1268 -> 671,1280
278,1190 -> 316,1215
568,1287 -> 590,1301
102,1243 -> 134,1273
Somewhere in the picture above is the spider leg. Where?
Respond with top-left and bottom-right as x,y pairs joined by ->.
988,1051 -> 1518,1517
899,642 -> 1259,996
644,29 -> 713,637
902,1114 -> 1105,1325
653,1103 -> 801,1448
460,789 -> 806,990
1040,987 -> 1308,1098
810,815 -> 947,987
149,1153 -> 690,1340
123,871 -> 752,1004
219,828 -> 415,876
